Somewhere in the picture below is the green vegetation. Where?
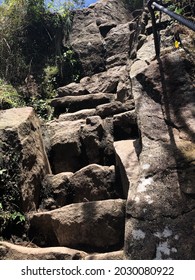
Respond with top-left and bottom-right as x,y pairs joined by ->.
162,1 -> 195,17
0,79 -> 25,109
0,132 -> 25,237
0,0 -> 84,119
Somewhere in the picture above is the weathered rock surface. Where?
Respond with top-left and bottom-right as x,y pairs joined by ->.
41,172 -> 73,209
51,92 -> 114,116
46,116 -> 115,173
80,116 -> 115,166
1,0 -> 195,261
104,23 -> 134,58
46,119 -> 86,173
0,107 -> 51,212
69,164 -> 117,203
66,0 -> 133,76
40,164 -> 118,208
114,140 -> 140,198
125,211 -> 195,260
0,241 -> 87,260
80,66 -> 129,94
85,250 -> 124,260
96,100 -> 134,118
125,50 -> 195,259
29,199 -> 126,250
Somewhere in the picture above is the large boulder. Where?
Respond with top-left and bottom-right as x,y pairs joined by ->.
46,116 -> 115,173
104,23 -> 135,58
69,164 -> 117,203
67,8 -> 106,77
0,107 -> 51,212
125,51 -> 195,259
66,0 -> 132,76
80,66 -> 128,94
40,164 -> 118,208
93,0 -> 132,24
29,199 -> 126,250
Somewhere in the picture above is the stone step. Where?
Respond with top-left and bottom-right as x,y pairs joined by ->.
29,199 -> 126,252
57,82 -> 89,97
46,116 -> 114,174
113,110 -> 138,140
96,100 -> 134,118
51,93 -> 115,116
0,241 -> 124,260
40,164 -> 119,210
58,109 -> 96,121
0,241 -> 86,260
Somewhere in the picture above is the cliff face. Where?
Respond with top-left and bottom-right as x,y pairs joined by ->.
0,0 -> 195,259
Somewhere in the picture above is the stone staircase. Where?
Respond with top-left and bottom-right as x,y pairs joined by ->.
0,0 -> 195,260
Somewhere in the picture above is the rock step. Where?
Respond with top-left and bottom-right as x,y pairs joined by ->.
51,93 -> 115,116
0,241 -> 86,260
46,116 -> 115,174
0,241 -> 124,260
28,199 -> 126,252
96,100 -> 134,118
57,100 -> 135,121
40,164 -> 119,210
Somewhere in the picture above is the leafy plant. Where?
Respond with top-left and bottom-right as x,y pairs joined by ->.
0,79 -> 25,109
0,205 -> 25,235
27,97 -> 54,120
0,132 -> 25,237
162,0 -> 195,17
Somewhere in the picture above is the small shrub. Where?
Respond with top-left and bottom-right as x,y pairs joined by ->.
0,79 -> 25,109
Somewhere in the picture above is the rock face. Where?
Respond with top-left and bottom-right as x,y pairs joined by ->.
124,50 -> 195,259
29,199 -> 126,250
0,107 -> 51,212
